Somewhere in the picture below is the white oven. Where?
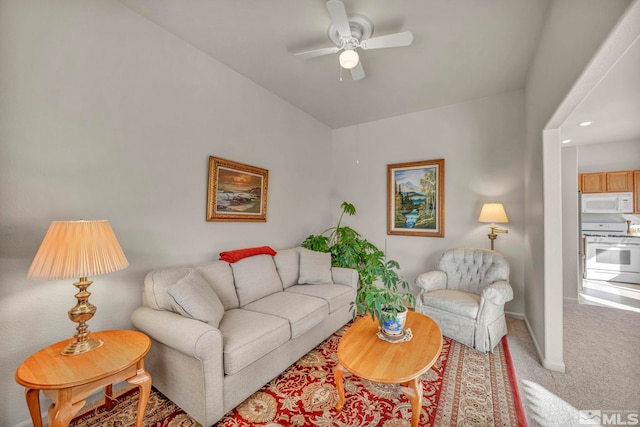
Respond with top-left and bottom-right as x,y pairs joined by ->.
584,236 -> 640,284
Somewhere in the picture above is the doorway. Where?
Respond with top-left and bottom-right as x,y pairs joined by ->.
543,2 -> 640,372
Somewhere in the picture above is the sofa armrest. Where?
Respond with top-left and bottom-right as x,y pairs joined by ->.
331,267 -> 359,290
481,281 -> 514,305
131,306 -> 223,361
415,270 -> 447,292
131,306 -> 225,426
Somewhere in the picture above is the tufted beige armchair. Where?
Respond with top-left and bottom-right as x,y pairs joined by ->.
415,247 -> 513,352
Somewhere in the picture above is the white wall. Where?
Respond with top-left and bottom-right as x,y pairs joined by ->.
577,140 -> 640,172
1,0 -> 636,424
561,146 -> 579,301
331,91 -> 526,315
524,0 -> 631,370
0,1 -> 333,425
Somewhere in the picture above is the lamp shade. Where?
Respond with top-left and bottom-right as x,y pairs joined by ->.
478,203 -> 509,224
27,220 -> 129,280
339,49 -> 359,69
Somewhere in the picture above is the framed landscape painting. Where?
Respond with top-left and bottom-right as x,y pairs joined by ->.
387,159 -> 444,237
207,156 -> 268,222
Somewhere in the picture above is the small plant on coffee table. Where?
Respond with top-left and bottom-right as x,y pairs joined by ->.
301,202 -> 415,328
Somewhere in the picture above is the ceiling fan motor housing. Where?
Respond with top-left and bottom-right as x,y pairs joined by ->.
328,15 -> 374,49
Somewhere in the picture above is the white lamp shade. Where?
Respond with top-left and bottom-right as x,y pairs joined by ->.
339,50 -> 359,69
478,203 -> 509,224
27,220 -> 129,280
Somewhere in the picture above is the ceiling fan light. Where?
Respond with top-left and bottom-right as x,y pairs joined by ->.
339,50 -> 359,69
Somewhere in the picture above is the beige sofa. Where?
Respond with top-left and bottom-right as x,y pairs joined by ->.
130,247 -> 357,426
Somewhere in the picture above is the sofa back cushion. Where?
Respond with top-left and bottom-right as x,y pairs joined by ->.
298,248 -> 333,285
231,254 -> 283,306
438,247 -> 510,293
143,266 -> 193,311
273,247 -> 300,289
166,270 -> 225,326
195,261 -> 239,310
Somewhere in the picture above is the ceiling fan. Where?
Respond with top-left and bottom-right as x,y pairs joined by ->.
294,0 -> 414,80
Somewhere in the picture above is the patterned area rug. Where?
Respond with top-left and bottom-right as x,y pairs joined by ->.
70,322 -> 526,426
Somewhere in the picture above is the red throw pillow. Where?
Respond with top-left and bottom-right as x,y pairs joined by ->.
219,246 -> 277,263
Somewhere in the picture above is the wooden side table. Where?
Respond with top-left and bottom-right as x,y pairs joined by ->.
335,311 -> 443,427
15,330 -> 152,427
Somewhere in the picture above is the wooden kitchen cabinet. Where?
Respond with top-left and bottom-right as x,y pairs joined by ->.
580,172 -> 606,193
580,170 -> 633,193
634,171 -> 640,213
606,170 -> 633,192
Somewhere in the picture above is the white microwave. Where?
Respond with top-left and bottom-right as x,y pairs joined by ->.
581,192 -> 633,213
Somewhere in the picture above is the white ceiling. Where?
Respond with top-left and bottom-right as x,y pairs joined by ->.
560,36 -> 640,146
121,0 -> 551,129
120,1 -> 638,141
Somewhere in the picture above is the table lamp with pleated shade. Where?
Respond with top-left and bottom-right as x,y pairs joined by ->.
27,220 -> 129,355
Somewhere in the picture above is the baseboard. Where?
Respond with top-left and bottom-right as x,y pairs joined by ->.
505,310 -> 525,320
541,358 -> 566,372
12,419 -> 41,427
563,297 -> 578,303
522,314 -> 565,373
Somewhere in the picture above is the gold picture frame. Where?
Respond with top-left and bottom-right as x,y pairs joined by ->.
387,159 -> 444,237
207,156 -> 268,222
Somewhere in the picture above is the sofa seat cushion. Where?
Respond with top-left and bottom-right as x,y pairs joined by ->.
243,292 -> 329,339
286,284 -> 355,314
421,289 -> 480,319
218,308 -> 291,375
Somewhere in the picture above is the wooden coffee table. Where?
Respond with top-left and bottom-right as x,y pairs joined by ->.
334,311 -> 443,427
15,330 -> 152,427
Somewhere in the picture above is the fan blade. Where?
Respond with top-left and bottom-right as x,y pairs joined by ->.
326,0 -> 352,39
294,46 -> 340,60
360,31 -> 414,50
350,61 -> 365,80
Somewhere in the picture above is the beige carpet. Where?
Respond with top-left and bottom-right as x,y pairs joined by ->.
506,302 -> 640,427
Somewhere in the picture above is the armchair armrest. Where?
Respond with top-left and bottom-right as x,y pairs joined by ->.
481,281 -> 514,305
131,306 -> 223,361
331,267 -> 359,290
415,270 -> 447,292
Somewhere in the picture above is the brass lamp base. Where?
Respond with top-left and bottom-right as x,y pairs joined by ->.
62,336 -> 103,356
62,277 -> 101,356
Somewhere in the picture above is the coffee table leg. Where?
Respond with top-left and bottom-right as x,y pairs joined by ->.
334,363 -> 348,411
400,377 -> 423,427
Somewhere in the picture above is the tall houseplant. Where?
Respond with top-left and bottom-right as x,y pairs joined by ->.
302,202 -> 415,328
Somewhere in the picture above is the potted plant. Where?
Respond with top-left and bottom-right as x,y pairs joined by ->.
302,202 -> 415,335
